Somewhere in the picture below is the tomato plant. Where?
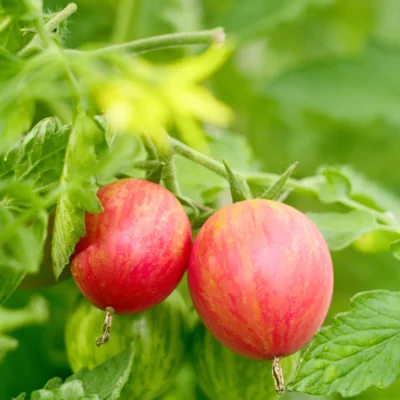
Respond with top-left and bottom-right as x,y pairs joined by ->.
1,1 -> 400,400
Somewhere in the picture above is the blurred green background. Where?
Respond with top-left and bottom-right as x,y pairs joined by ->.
2,0 -> 400,399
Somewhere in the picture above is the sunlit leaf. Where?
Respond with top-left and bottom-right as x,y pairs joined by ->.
288,290 -> 400,397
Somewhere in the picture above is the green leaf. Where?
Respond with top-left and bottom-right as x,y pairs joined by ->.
222,159 -> 248,203
30,380 -> 96,400
0,295 -> 49,362
0,118 -> 69,196
209,0 -> 330,42
13,393 -> 26,400
267,43 -> 400,126
0,99 -> 34,154
52,113 -> 103,279
17,348 -> 134,400
0,48 -> 23,82
288,290 -> 400,397
0,295 -> 49,333
391,239 -> 400,260
0,183 -> 48,303
147,162 -> 165,184
260,161 -> 298,200
0,335 -> 18,363
68,348 -> 134,400
307,210 -> 377,251
43,378 -> 64,390
316,165 -> 400,223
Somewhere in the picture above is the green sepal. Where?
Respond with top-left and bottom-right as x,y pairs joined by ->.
146,162 -> 165,184
222,159 -> 248,203
260,162 -> 298,201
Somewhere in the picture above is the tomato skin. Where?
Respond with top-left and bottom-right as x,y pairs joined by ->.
191,322 -> 299,400
188,199 -> 333,360
71,179 -> 192,314
65,290 -> 188,400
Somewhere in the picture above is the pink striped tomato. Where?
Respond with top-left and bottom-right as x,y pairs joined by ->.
188,199 -> 333,360
71,178 -> 192,314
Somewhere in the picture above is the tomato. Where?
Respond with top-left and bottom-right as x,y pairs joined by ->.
191,322 -> 299,400
71,178 -> 192,314
188,199 -> 333,360
65,290 -> 188,400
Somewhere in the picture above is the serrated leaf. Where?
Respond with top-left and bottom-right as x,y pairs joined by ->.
30,380 -> 94,400
288,290 -> 400,397
52,113 -> 103,279
267,43 -> 400,126
316,165 -> 400,223
68,348 -> 135,400
307,210 -> 377,251
0,118 -> 69,196
43,377 -> 64,390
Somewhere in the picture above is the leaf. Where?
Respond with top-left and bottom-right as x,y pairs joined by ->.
0,335 -> 18,363
209,0 -> 330,42
0,295 -> 49,362
52,113 -> 103,279
68,348 -> 134,400
307,210 -> 377,251
267,43 -> 400,126
0,48 -> 23,82
30,380 -> 96,400
288,290 -> 400,397
391,239 -> 400,260
0,295 -> 49,333
0,183 -> 48,303
222,160 -> 248,203
16,348 -> 134,400
0,118 -> 69,196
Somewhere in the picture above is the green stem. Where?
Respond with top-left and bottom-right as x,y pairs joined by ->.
18,3 -> 78,58
171,137 -> 400,231
45,3 -> 77,33
162,157 -> 182,196
112,0 -> 135,44
72,28 -> 225,56
171,138 -> 228,178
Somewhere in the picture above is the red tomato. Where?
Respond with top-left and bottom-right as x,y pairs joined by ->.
71,178 -> 192,314
188,199 -> 333,360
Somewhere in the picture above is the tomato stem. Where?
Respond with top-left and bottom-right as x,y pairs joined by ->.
95,306 -> 115,347
85,28 -> 225,56
272,357 -> 285,394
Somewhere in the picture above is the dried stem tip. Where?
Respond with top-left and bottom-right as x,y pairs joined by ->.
95,306 -> 115,347
272,357 -> 285,394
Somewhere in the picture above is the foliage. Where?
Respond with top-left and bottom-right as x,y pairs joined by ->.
0,0 -> 400,399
